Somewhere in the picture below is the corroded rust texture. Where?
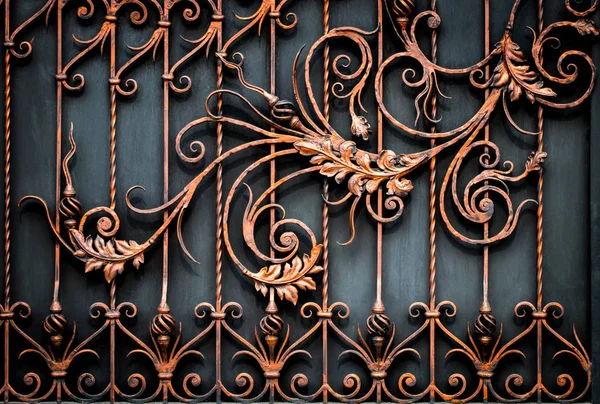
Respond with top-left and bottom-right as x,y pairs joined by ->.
1,0 -> 597,402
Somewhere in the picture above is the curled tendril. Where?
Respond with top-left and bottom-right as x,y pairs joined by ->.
122,0 -> 149,25
115,78 -> 138,97
543,301 -> 565,320
342,373 -> 361,392
78,206 -> 121,238
552,374 -> 576,397
63,73 -> 86,92
226,372 -> 255,398
436,300 -> 457,318
117,302 -> 138,319
18,373 -> 42,399
194,302 -> 216,319
291,373 -> 309,390
326,372 -> 369,401
241,179 -> 319,264
365,193 -> 405,223
514,301 -> 536,318
221,151 -> 322,293
126,185 -> 187,215
408,302 -> 429,319
77,0 -> 95,19
176,124 -> 207,164
169,75 -> 192,94
297,25 -> 377,138
276,12 -> 297,30
10,41 -> 34,59
566,0 -> 598,17
328,302 -> 351,320
447,373 -> 467,396
118,373 -> 147,399
300,302 -> 321,319
182,373 -> 202,396
470,68 -> 492,89
441,136 -> 540,245
531,20 -> 597,109
180,0 -> 202,22
89,302 -> 109,319
397,373 -> 418,396
504,373 -> 526,397
10,301 -> 32,319
77,372 -> 107,400
222,302 -> 244,319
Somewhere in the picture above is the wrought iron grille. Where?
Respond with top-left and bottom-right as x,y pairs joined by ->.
0,0 -> 597,402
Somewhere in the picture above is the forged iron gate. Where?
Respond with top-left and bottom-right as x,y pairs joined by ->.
1,0 -> 599,402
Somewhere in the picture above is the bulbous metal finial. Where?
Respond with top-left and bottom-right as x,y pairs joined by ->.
43,312 -> 68,348
152,312 -> 176,352
271,99 -> 296,122
393,0 -> 415,20
59,124 -> 82,229
260,313 -> 284,337
475,312 -> 497,349
151,312 -> 176,337
366,312 -> 392,337
152,312 -> 176,346
59,194 -> 82,229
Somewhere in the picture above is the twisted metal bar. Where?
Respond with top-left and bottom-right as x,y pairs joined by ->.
536,1 -> 545,402
428,1 -> 438,402
214,2 -> 224,402
109,84 -> 117,210
4,49 -> 10,311
321,2 -> 331,401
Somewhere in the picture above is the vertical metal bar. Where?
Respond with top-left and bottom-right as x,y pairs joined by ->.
108,5 -> 118,400
374,0 -> 385,319
321,0 -> 331,402
481,1 -> 491,402
52,0 -> 64,314
590,6 -> 600,400
2,0 -> 11,400
161,8 -> 172,401
53,5 -> 65,401
109,20 -> 118,211
428,0 -> 438,401
160,10 -> 170,316
269,3 -> 277,246
214,0 -> 224,401
375,2 -> 384,402
110,280 -> 116,402
536,1 -> 545,403
269,4 -> 278,404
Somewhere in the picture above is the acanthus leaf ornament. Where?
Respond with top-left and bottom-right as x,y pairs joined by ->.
493,33 -> 557,104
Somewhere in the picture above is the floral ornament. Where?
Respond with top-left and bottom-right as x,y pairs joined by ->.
253,251 -> 324,305
351,115 -> 372,140
71,233 -> 145,282
492,34 -> 556,103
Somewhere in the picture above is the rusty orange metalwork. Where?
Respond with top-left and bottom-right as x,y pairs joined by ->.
0,0 -> 595,402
